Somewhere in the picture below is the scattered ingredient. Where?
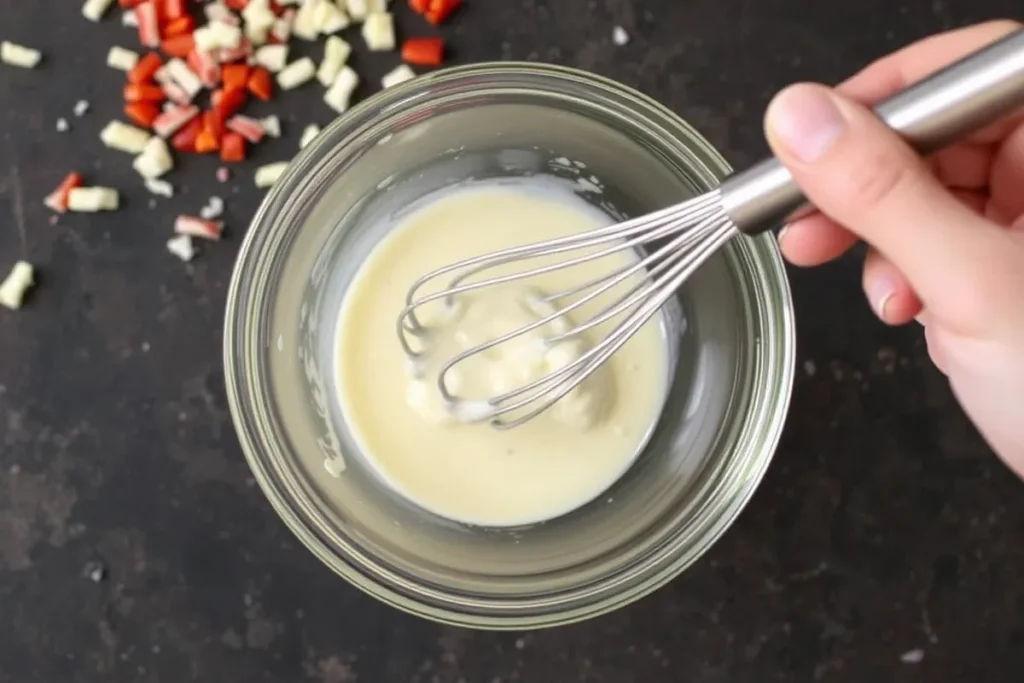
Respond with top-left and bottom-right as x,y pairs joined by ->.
254,161 -> 288,188
44,172 -> 85,213
216,167 -> 231,182
67,187 -> 120,212
152,104 -> 200,138
226,115 -> 265,143
145,178 -> 175,197
73,100 -> 91,117
299,123 -> 321,149
422,0 -> 461,25
259,115 -> 281,138
316,36 -> 351,86
324,66 -> 358,112
101,120 -> 152,154
133,136 -> 175,179
401,37 -> 443,66
174,214 -> 224,241
0,262 -> 35,311
166,234 -> 196,262
277,57 -> 316,90
612,26 -> 629,46
56,118 -> 70,133
381,64 -> 415,88
107,46 -> 140,71
200,196 -> 225,220
362,13 -> 395,51
220,131 -> 247,162
1,41 -> 43,69
254,44 -> 289,72
82,0 -> 116,22
900,649 -> 925,665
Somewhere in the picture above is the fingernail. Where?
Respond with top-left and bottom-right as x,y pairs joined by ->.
776,224 -> 790,246
867,276 -> 897,323
766,85 -> 846,162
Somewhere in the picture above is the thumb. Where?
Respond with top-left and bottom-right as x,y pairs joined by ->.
764,83 -> 1016,326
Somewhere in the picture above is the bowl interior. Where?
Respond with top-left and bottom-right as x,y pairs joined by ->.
227,64 -> 793,627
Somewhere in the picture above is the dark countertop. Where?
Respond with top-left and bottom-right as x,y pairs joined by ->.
1,1 -> 1022,681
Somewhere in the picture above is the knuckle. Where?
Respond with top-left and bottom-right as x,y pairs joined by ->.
835,144 -> 927,216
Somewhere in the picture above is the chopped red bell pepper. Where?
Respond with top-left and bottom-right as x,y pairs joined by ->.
194,110 -> 224,153
162,15 -> 194,37
171,115 -> 203,152
222,63 -> 250,92
246,67 -> 273,102
425,0 -> 461,25
162,0 -> 187,21
220,132 -> 246,163
225,0 -> 249,10
128,52 -> 163,84
409,0 -> 429,12
124,83 -> 167,102
161,34 -> 195,58
212,87 -> 246,118
124,102 -> 162,128
119,0 -> 146,8
44,172 -> 85,214
402,37 -> 444,66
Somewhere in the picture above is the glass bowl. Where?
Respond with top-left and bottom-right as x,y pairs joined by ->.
224,63 -> 795,629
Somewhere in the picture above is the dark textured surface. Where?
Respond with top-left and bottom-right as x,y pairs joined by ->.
1,1 -> 1022,681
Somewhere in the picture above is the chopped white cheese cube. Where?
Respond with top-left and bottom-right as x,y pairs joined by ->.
145,178 -> 174,197
242,0 -> 277,44
299,124 -> 321,149
193,21 -> 243,51
0,261 -> 35,310
277,57 -> 316,90
1,41 -> 43,69
163,58 -> 203,98
292,0 -> 322,41
100,120 -> 151,154
381,64 -> 415,88
361,13 -> 395,51
121,10 -> 138,26
259,115 -> 282,138
166,235 -> 196,262
323,65 -> 359,113
254,44 -> 289,72
315,1 -> 350,34
347,0 -> 387,21
82,0 -> 116,22
67,187 -> 119,212
132,137 -> 174,179
316,36 -> 351,86
255,162 -> 289,188
106,45 -> 140,71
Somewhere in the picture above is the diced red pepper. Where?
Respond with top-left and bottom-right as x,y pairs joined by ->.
136,1 -> 160,48
162,15 -> 194,38
119,0 -> 146,8
401,37 -> 444,66
161,34 -> 195,58
162,0 -> 187,21
222,63 -> 250,91
124,101 -> 162,127
171,115 -> 203,152
124,83 -> 166,102
128,52 -> 163,84
213,87 -> 247,118
425,0 -> 461,25
226,115 -> 265,143
246,67 -> 273,102
225,0 -> 249,10
43,172 -> 84,214
409,0 -> 429,12
194,110 -> 223,153
153,104 -> 200,137
220,132 -> 246,163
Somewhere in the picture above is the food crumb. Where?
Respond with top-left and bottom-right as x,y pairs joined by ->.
81,560 -> 107,583
216,167 -> 231,183
56,118 -> 70,132
166,234 -> 196,262
612,26 -> 630,46
802,360 -> 816,376
0,261 -> 36,310
73,100 -> 90,117
900,648 -> 925,664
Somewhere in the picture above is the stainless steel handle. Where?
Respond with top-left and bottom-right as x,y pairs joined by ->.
720,27 -> 1024,234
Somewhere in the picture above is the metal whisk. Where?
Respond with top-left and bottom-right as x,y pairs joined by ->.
398,28 -> 1024,429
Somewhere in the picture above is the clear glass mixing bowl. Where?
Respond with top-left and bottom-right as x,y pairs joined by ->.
224,63 -> 795,629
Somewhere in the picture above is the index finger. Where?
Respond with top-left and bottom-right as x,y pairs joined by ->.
838,19 -> 1024,143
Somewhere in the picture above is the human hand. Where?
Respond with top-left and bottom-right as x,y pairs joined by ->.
763,20 -> 1024,478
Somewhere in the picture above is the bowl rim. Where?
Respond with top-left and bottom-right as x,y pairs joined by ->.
224,61 -> 796,629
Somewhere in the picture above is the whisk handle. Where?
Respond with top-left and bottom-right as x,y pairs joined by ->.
720,27 -> 1024,234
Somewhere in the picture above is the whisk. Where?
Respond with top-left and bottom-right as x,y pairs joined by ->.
398,28 -> 1024,429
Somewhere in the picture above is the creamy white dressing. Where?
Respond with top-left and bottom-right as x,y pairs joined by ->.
334,179 -> 670,526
